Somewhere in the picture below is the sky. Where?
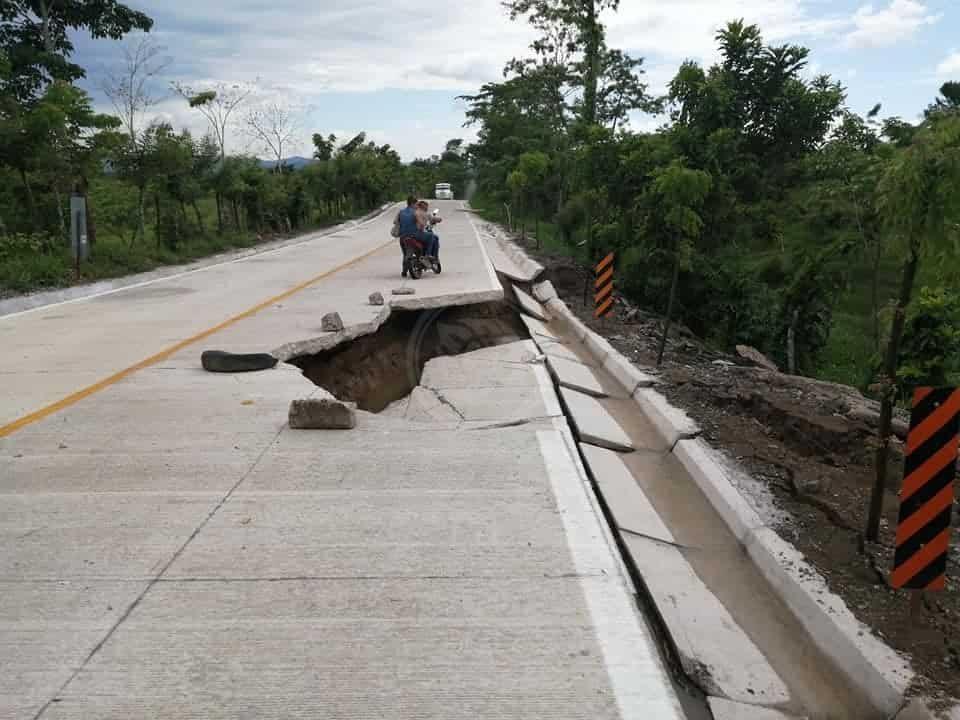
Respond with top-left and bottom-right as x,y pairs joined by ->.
72,0 -> 960,162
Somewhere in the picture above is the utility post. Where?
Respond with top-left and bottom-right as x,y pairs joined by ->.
70,192 -> 89,280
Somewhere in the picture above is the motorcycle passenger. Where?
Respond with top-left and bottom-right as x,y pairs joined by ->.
415,200 -> 440,261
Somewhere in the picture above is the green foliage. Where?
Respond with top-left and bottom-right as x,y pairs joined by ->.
897,286 -> 960,390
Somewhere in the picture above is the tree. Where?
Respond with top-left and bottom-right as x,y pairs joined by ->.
641,161 -> 712,365
925,81 -> 960,120
243,99 -> 302,172
505,0 -> 622,127
99,35 -> 170,242
312,132 -> 336,161
99,34 -> 169,140
172,79 -> 256,160
0,0 -> 152,105
865,115 -> 960,542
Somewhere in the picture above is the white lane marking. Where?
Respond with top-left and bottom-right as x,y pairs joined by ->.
0,205 -> 397,321
532,363 -> 564,417
462,201 -> 505,291
535,429 -> 686,720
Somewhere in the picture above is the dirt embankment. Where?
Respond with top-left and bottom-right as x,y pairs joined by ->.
495,228 -> 960,708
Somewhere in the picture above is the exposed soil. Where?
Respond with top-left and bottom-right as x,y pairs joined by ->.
290,301 -> 526,412
494,225 -> 960,709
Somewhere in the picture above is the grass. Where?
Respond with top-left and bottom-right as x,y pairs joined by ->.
0,210 -> 371,297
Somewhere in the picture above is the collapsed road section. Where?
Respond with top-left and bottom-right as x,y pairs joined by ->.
0,201 -> 693,720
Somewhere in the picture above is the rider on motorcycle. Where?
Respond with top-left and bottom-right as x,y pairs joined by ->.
416,200 -> 441,261
398,196 -> 437,277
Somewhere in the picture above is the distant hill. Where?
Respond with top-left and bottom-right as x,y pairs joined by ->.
258,156 -> 315,171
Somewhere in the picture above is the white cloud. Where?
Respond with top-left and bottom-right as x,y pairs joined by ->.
842,0 -> 940,49
76,0 -> 945,160
936,51 -> 960,78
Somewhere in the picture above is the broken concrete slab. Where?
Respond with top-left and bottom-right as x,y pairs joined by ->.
621,532 -> 791,706
584,329 -> 617,363
404,387 -> 463,423
512,285 -> 549,321
559,387 -> 634,452
708,698 -> 805,720
547,355 -> 606,397
532,280 -> 558,304
602,352 -> 655,395
633,387 -> 700,448
200,350 -> 278,373
520,314 -> 559,341
368,291 -> 384,305
288,398 -> 356,429
321,312 -> 344,332
579,444 -> 674,544
541,340 -> 595,366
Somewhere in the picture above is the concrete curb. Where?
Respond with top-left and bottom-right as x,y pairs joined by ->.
0,203 -> 396,319
487,231 -> 932,719
543,295 -> 915,717
494,235 -> 544,282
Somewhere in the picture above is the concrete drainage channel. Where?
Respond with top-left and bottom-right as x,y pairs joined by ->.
495,275 -> 906,720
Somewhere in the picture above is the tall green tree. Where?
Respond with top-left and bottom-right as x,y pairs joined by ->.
865,115 -> 960,542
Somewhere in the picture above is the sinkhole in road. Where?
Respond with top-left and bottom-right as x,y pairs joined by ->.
289,301 -> 527,413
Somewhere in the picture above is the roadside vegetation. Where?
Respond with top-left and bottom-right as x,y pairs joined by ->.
464,0 -> 960,406
0,4 -> 469,297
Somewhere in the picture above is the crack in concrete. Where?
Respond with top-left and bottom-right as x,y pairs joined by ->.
424,387 -> 466,421
30,427 -> 286,720
618,526 -> 697,551
465,415 -> 557,431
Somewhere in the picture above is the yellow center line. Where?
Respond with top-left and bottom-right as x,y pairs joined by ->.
0,239 -> 395,438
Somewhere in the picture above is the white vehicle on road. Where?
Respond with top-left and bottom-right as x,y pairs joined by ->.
434,182 -> 454,200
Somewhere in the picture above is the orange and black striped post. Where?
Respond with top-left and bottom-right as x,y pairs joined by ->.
594,252 -> 615,319
891,387 -> 960,591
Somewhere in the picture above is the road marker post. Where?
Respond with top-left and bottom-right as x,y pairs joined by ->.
891,387 -> 959,602
594,252 -> 615,323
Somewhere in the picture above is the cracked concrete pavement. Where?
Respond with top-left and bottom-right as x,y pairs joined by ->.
0,203 -> 684,719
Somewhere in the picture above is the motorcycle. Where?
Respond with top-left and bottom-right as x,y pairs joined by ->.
400,234 -> 441,279
399,211 -> 443,279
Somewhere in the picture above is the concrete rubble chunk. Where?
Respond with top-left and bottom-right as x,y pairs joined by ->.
559,386 -> 634,452
708,698 -> 806,720
547,355 -> 605,397
391,287 -> 416,295
321,312 -> 344,332
288,398 -> 356,430
512,285 -> 549,321
368,291 -> 385,306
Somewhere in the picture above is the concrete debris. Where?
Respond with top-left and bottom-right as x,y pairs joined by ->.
392,287 -> 416,295
368,291 -> 385,306
321,312 -> 344,332
288,398 -> 356,430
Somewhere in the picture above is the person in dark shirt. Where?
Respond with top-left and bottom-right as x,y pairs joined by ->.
397,196 -> 437,276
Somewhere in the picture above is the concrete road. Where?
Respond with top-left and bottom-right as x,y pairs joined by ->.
0,204 -> 684,719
